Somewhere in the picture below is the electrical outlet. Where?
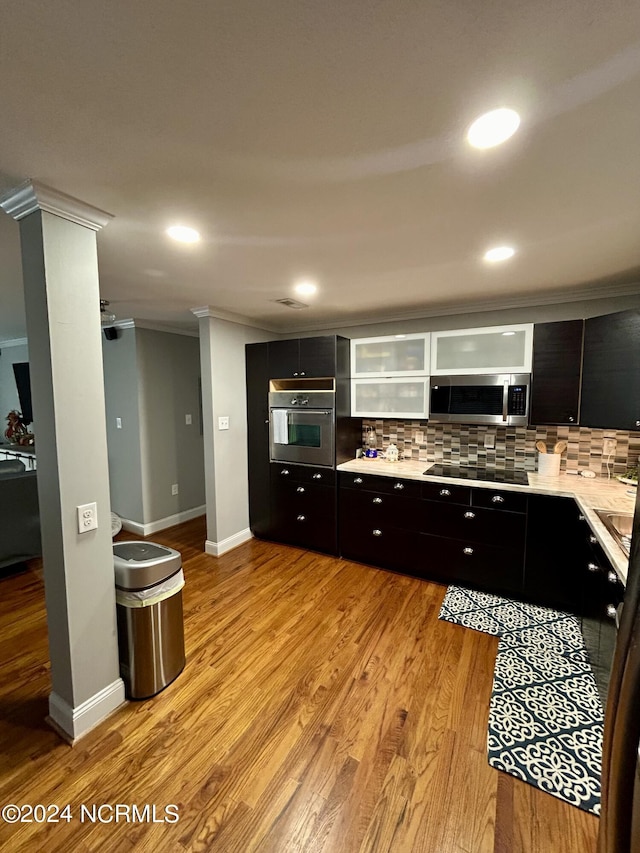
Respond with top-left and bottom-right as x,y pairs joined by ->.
185,414 -> 192,425
77,502 -> 98,534
484,433 -> 496,449
116,417 -> 122,429
414,431 -> 424,444
171,484 -> 179,496
218,416 -> 230,430
603,438 -> 617,455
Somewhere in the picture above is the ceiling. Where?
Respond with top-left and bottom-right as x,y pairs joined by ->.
1,0 -> 639,340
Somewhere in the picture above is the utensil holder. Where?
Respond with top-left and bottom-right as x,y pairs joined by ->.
538,451 -> 561,476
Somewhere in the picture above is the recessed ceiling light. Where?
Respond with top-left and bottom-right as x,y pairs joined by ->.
467,108 -> 520,149
394,335 -> 406,339
502,331 -> 516,336
484,246 -> 516,262
294,279 -> 318,296
166,225 -> 201,243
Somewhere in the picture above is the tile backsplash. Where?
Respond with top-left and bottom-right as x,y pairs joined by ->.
362,420 -> 640,477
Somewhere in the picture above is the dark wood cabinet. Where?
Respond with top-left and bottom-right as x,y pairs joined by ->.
268,336 -> 339,379
246,342 -> 272,538
530,320 -> 583,426
580,309 -> 640,431
270,463 -> 337,555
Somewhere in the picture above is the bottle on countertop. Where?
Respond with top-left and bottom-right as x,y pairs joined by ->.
365,428 -> 377,458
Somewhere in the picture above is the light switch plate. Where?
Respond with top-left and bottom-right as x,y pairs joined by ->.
185,414 -> 192,425
218,416 -> 230,430
77,502 -> 98,533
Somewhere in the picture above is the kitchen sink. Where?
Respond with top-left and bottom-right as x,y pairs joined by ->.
595,509 -> 634,557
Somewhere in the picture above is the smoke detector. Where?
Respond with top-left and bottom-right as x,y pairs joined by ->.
274,298 -> 309,310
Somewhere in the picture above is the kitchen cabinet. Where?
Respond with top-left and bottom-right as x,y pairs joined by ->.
529,320 -> 583,426
430,323 -> 534,376
350,377 -> 429,418
524,494 -> 583,610
270,463 -> 337,555
268,336 -> 342,379
246,342 -> 272,538
350,334 -> 430,377
580,309 -> 640,431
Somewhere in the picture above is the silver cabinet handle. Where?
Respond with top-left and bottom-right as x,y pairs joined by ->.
300,371 -> 306,377
353,477 -> 363,484
281,469 -> 290,476
290,398 -> 298,405
589,535 -> 597,544
439,489 -> 451,497
296,514 -> 306,522
373,529 -> 382,536
373,497 -> 383,504
578,514 -> 585,521
568,416 -> 575,422
606,604 -> 618,621
464,512 -> 475,519
587,562 -> 600,573
636,420 -> 640,427
491,495 -> 505,504
607,570 -> 619,585
312,473 -> 322,480
296,486 -> 305,493
393,482 -> 404,490
293,372 -> 299,377
463,547 -> 474,555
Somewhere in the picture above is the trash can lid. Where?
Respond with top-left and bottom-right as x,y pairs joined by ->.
113,541 -> 182,590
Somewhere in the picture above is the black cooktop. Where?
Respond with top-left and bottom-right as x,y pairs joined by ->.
424,464 -> 529,486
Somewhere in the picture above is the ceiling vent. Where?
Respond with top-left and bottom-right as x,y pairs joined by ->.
274,298 -> 309,310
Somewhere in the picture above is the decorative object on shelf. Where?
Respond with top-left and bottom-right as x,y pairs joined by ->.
4,410 -> 34,446
385,443 -> 399,463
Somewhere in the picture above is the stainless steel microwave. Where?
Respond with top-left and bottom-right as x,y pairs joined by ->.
269,390 -> 335,467
429,374 -> 530,426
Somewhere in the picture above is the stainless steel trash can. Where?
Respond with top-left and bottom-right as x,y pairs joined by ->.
113,541 -> 186,699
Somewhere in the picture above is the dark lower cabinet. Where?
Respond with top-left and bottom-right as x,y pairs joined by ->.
418,532 -> 525,593
270,464 -> 337,555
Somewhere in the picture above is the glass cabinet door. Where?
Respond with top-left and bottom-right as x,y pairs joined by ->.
351,334 -> 430,377
351,378 -> 429,418
431,324 -> 533,375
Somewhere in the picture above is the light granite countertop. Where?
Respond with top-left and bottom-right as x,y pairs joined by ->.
337,458 -> 637,583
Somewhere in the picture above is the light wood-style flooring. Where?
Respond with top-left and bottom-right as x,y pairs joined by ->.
0,519 -> 599,851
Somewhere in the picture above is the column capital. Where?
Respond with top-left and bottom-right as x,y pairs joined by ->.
0,180 -> 113,231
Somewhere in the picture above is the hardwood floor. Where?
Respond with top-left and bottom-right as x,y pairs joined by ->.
0,519 -> 599,852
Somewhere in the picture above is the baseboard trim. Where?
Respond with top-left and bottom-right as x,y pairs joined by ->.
48,678 -> 126,742
120,505 -> 206,537
205,528 -> 253,557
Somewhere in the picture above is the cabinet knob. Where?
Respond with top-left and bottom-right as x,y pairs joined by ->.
463,547 -> 474,555
393,482 -> 404,490
636,420 -> 640,427
353,477 -> 363,484
296,514 -> 306,522
300,371 -> 306,377
373,529 -> 382,537
293,372 -> 299,377
296,486 -> 305,493
464,511 -> 475,519
281,469 -> 290,476
587,562 -> 600,573
568,416 -> 575,423
491,495 -> 505,504
439,489 -> 451,497
606,604 -> 618,621
578,514 -> 585,522
607,570 -> 619,585
373,497 -> 383,504
312,473 -> 322,480
589,535 -> 597,545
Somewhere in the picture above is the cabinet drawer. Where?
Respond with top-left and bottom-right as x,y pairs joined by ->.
421,501 -> 526,548
272,463 -> 336,486
420,533 -> 524,594
339,520 -> 422,574
471,487 -> 527,514
339,472 -> 420,497
340,489 -> 421,531
421,481 -> 471,505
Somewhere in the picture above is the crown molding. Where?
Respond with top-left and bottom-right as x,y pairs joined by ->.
191,305 -> 273,331
0,180 -> 113,231
113,318 -> 199,337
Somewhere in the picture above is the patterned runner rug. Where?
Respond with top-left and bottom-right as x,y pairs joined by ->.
439,585 -> 604,815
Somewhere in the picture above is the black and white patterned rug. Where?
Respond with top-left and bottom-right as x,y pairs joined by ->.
439,585 -> 604,815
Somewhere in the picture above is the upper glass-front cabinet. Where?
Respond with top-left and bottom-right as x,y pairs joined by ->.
431,324 -> 534,376
351,333 -> 430,378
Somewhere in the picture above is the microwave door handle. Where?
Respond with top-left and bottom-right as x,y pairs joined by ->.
502,380 -> 509,422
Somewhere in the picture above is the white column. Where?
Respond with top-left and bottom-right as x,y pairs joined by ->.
0,181 -> 125,740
